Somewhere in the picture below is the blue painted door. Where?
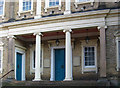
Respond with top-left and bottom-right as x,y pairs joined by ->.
16,52 -> 22,81
55,49 -> 65,81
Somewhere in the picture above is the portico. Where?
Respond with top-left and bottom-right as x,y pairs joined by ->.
0,9 -> 111,81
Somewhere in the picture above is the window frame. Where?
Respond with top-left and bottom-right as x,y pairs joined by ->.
0,0 -> 5,18
18,0 -> 33,16
45,0 -> 61,12
83,46 -> 96,68
0,44 -> 3,73
116,37 -> 120,71
30,44 -> 43,74
81,41 -> 97,74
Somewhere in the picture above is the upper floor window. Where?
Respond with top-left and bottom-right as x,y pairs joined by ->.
0,0 -> 4,16
23,0 -> 31,11
49,0 -> 59,7
45,0 -> 61,12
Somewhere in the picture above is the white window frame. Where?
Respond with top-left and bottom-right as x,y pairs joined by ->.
18,0 -> 33,17
30,44 -> 43,74
74,0 -> 94,8
81,43 -> 97,74
83,46 -> 96,68
116,37 -> 120,71
45,0 -> 61,12
0,45 -> 3,73
0,0 -> 5,19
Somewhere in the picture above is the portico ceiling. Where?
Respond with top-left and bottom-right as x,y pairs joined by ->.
16,27 -> 99,42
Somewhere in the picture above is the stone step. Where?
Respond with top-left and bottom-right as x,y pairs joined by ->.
2,80 -> 97,87
1,79 -> 120,88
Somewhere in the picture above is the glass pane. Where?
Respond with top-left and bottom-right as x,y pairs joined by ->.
0,0 -> 3,15
56,0 -> 59,5
23,7 -> 26,11
23,0 -> 31,11
26,1 -> 28,5
49,0 -> 59,6
29,6 -> 31,10
26,6 -> 28,10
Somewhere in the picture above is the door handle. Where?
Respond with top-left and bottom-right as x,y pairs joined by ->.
61,65 -> 64,68
17,65 -> 19,68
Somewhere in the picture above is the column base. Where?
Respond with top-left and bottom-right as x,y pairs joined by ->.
64,10 -> 71,15
64,77 -> 73,81
34,15 -> 42,19
50,78 -> 55,81
33,78 -> 42,81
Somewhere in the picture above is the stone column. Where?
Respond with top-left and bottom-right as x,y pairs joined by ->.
63,29 -> 73,81
33,33 -> 42,81
98,26 -> 107,77
64,0 -> 71,15
34,0 -> 42,19
8,35 -> 15,78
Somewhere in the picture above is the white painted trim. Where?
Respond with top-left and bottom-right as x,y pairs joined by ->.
18,0 -> 33,16
75,0 -> 94,3
15,47 -> 26,81
81,45 -> 97,74
0,47 -> 3,73
15,44 -> 26,50
0,17 -> 106,37
50,46 -> 65,81
116,37 -> 120,71
74,0 -> 94,8
45,0 -> 61,12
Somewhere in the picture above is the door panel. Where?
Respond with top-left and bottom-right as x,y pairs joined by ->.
55,49 -> 65,81
16,52 -> 22,81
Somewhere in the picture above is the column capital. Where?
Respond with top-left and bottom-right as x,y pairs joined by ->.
33,32 -> 43,36
63,29 -> 72,33
97,26 -> 107,30
7,35 -> 16,39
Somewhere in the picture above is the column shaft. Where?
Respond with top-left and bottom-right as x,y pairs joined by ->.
100,27 -> 106,77
64,30 -> 73,81
33,33 -> 42,81
8,36 -> 15,78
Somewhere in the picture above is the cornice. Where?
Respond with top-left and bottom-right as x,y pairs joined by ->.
0,9 -> 113,29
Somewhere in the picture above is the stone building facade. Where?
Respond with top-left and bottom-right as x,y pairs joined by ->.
0,0 -> 120,82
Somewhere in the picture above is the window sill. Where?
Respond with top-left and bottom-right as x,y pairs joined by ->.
17,10 -> 33,17
74,0 -> 94,8
82,66 -> 97,74
44,5 -> 61,12
84,66 -> 96,68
